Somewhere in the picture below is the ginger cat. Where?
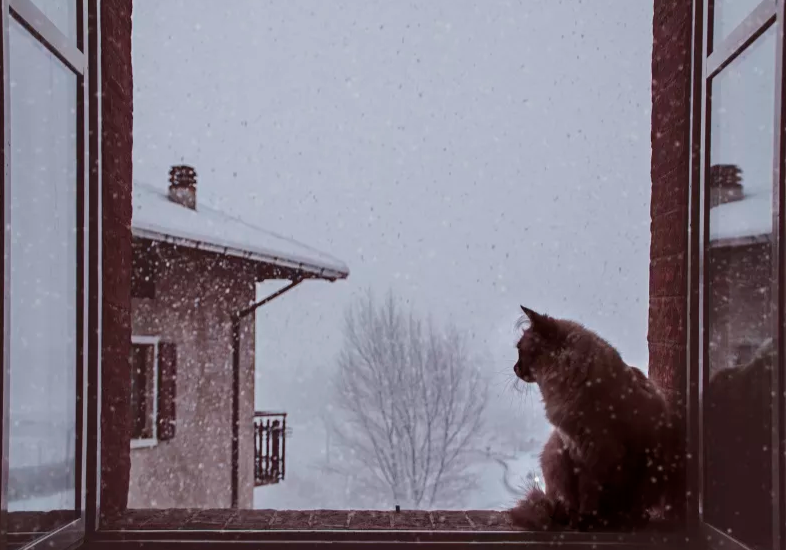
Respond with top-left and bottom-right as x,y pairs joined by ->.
509,306 -> 681,531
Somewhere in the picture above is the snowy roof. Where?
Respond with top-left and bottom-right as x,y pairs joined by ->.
709,193 -> 772,244
131,181 -> 349,280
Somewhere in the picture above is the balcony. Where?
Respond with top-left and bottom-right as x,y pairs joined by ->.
253,412 -> 290,487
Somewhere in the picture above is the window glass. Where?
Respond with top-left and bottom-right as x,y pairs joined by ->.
26,0 -> 77,45
713,0 -> 764,47
705,25 -> 776,550
6,14 -> 78,530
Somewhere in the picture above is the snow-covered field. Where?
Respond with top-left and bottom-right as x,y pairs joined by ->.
10,490 -> 75,513
253,448 -> 542,511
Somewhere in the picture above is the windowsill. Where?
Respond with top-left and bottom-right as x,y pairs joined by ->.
7,510 -> 80,548
130,438 -> 158,449
103,509 -> 511,531
96,509 -> 685,547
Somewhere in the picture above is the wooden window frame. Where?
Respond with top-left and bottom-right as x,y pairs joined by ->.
0,0 -> 96,549
12,0 -> 784,548
692,1 -> 786,549
84,1 -> 703,547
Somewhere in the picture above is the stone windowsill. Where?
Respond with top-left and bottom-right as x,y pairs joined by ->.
102,509 -> 516,531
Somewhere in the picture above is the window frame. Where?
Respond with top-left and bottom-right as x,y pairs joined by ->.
86,1 -> 699,547
129,336 -> 160,449
692,1 -> 786,549
12,0 -> 782,548
0,0 -> 97,549
86,0 -> 702,547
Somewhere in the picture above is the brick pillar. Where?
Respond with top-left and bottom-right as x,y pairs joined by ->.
649,0 -> 693,406
649,0 -> 695,524
100,0 -> 134,520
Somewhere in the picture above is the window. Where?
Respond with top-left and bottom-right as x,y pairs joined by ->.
1,0 -> 93,549
5,0 -> 784,548
130,337 -> 177,448
696,1 -> 785,550
711,0 -> 768,48
131,239 -> 159,299
8,11 -> 79,514
130,338 -> 158,444
705,25 -> 776,548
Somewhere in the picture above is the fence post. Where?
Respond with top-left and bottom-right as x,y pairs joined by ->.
281,417 -> 286,480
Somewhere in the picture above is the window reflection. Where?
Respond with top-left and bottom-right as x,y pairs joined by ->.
27,0 -> 77,44
7,17 -> 78,527
704,25 -> 775,550
712,0 -> 763,47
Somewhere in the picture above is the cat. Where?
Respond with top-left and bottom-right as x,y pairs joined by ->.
508,306 -> 681,531
703,338 -> 773,547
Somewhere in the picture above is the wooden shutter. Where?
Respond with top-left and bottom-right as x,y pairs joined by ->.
157,342 -> 177,441
131,240 -> 159,299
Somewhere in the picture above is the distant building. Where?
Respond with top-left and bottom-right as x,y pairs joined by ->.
128,165 -> 348,509
704,164 -> 772,547
706,164 -> 772,375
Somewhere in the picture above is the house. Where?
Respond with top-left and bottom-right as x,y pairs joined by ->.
128,165 -> 348,509
703,163 -> 773,548
706,163 -> 772,374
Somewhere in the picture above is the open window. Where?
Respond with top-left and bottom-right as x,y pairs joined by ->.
4,0 -> 784,549
97,0 -> 689,545
1,0 -> 94,549
691,1 -> 785,549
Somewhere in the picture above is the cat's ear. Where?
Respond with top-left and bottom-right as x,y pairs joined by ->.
520,306 -> 559,337
520,306 -> 544,324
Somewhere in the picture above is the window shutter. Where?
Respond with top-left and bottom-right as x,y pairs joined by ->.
131,240 -> 159,299
157,342 -> 177,441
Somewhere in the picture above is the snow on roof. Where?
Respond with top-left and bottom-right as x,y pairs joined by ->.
709,193 -> 772,244
131,181 -> 349,280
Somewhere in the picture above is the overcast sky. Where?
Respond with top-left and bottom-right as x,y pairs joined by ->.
132,0 -> 654,509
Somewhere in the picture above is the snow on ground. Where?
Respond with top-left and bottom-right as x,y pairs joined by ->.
9,490 -> 74,512
253,451 -> 542,511
252,421 -> 545,512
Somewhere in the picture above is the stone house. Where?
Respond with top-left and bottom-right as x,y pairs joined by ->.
128,166 -> 348,509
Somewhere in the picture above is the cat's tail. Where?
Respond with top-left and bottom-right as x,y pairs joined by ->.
509,484 -> 570,531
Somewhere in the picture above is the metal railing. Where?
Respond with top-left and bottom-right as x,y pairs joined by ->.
253,412 -> 290,487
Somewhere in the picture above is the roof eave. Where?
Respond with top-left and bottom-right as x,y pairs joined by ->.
709,233 -> 772,249
132,227 -> 349,282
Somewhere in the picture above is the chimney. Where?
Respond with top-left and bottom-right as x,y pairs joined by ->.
168,164 -> 197,210
709,164 -> 744,207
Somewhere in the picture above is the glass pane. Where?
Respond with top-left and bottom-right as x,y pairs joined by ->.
27,0 -> 77,45
7,15 -> 79,536
705,26 -> 775,550
713,0 -> 763,46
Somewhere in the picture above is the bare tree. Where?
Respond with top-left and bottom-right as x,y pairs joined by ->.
329,291 -> 489,509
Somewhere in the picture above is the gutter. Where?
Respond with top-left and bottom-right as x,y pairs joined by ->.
230,279 -> 304,508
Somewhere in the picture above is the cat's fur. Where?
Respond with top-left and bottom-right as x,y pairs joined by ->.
509,307 -> 681,531
703,338 -> 773,547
